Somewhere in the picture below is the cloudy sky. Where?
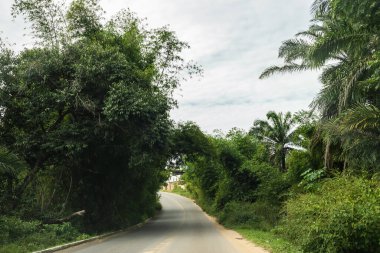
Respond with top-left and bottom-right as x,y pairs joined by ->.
0,0 -> 321,133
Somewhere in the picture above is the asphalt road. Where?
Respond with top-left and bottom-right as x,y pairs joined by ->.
58,192 -> 264,253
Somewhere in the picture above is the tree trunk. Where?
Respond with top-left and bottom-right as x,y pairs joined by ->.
281,151 -> 286,172
324,140 -> 333,169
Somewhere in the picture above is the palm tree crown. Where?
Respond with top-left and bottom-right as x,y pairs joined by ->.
259,0 -> 380,172
250,111 -> 298,172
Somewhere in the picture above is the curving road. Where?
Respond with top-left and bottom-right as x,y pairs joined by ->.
58,192 -> 267,253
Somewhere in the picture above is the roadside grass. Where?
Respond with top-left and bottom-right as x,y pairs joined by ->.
169,188 -> 301,253
168,185 -> 193,198
234,227 -> 302,253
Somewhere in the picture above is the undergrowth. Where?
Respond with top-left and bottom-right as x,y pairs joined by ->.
0,216 -> 91,253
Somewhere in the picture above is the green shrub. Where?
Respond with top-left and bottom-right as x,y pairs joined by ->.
0,244 -> 27,253
251,161 -> 289,203
171,185 -> 192,199
47,222 -> 83,241
286,151 -> 313,185
0,216 -> 39,243
0,216 -> 89,252
279,176 -> 380,253
218,201 -> 280,231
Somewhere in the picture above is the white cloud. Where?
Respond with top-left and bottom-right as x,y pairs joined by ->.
0,0 -> 321,132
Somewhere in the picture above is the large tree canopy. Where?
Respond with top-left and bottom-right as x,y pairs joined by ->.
0,0 -> 200,229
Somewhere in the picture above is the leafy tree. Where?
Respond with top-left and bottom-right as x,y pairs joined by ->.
169,122 -> 215,166
168,122 -> 221,207
0,0 -> 199,229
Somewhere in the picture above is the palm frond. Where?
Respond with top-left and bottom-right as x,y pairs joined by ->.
278,38 -> 311,63
321,104 -> 380,171
311,83 -> 340,119
340,60 -> 369,110
311,0 -> 330,17
259,64 -> 310,79
339,104 -> 380,132
296,24 -> 324,39
250,119 -> 273,139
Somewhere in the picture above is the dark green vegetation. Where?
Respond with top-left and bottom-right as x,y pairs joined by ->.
174,1 -> 380,253
0,0 -> 379,253
0,0 -> 199,251
0,215 -> 90,253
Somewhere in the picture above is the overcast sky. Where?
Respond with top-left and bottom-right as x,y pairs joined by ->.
0,0 -> 320,133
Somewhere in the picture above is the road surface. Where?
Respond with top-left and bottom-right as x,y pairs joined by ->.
58,192 -> 267,253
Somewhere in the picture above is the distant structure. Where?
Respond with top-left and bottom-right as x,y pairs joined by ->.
163,168 -> 185,191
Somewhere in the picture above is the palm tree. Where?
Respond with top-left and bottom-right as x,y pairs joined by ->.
260,0 -> 379,119
322,104 -> 380,172
250,111 -> 298,172
259,0 -> 380,171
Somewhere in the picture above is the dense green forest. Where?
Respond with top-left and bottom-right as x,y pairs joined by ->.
0,0 -> 379,253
